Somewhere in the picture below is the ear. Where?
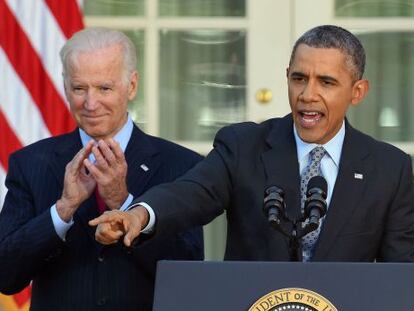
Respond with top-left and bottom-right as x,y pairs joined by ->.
63,79 -> 68,95
286,67 -> 290,79
350,79 -> 369,106
127,71 -> 139,101
63,77 -> 70,100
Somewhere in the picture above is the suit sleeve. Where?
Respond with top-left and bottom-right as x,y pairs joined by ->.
380,153 -> 414,261
137,125 -> 239,238
0,154 -> 64,294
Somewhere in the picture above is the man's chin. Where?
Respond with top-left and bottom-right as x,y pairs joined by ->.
82,127 -> 106,140
296,128 -> 325,145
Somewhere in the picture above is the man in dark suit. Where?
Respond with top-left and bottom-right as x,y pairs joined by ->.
0,27 -> 203,310
91,25 -> 414,262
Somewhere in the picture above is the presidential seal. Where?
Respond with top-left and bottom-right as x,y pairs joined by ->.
248,288 -> 337,311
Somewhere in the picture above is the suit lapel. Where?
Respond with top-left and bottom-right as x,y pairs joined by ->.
124,125 -> 160,197
313,122 -> 370,260
260,115 -> 302,221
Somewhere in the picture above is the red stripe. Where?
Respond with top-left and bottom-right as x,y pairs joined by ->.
0,109 -> 23,171
45,0 -> 84,39
0,0 -> 76,136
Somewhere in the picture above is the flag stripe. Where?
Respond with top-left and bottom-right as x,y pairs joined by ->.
0,47 -> 51,146
6,0 -> 69,105
0,109 -> 23,171
0,1 -> 83,307
45,0 -> 84,39
0,0 -> 75,137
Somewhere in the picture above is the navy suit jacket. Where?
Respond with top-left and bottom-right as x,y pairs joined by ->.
0,125 -> 204,310
137,114 -> 414,262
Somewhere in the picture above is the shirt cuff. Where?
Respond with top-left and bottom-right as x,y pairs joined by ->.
127,202 -> 156,234
50,204 -> 74,241
119,194 -> 134,211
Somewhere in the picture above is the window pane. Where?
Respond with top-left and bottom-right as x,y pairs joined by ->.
83,0 -> 145,16
159,30 -> 246,141
123,30 -> 146,129
159,0 -> 246,17
336,0 -> 414,17
347,32 -> 414,142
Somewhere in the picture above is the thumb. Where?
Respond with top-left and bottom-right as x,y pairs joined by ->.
124,226 -> 140,247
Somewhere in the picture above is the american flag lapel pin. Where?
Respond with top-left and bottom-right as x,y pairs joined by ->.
140,164 -> 149,172
354,173 -> 363,180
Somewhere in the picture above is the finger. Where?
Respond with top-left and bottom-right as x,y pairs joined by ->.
107,139 -> 126,163
95,223 -> 122,245
110,220 -> 125,233
99,140 -> 117,165
79,162 -> 93,178
124,225 -> 141,247
100,226 -> 124,242
92,144 -> 110,170
68,141 -> 95,173
83,158 -> 105,181
89,212 -> 120,226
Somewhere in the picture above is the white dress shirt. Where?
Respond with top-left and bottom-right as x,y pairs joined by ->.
293,121 -> 345,207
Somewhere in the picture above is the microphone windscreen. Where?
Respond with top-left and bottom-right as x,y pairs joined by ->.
307,175 -> 327,193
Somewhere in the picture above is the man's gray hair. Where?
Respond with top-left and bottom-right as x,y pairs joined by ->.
60,27 -> 137,84
289,25 -> 366,81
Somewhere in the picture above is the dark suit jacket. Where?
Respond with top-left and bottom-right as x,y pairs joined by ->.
138,114 -> 414,262
0,125 -> 204,311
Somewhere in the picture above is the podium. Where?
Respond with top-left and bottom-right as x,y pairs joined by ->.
153,261 -> 413,310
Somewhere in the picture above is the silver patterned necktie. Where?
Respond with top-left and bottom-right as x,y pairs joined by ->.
301,146 -> 327,262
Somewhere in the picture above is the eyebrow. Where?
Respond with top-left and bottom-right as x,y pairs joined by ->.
289,71 -> 339,84
318,75 -> 339,84
289,71 -> 307,78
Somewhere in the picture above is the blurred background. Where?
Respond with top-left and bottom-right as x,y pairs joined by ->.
1,0 -> 414,309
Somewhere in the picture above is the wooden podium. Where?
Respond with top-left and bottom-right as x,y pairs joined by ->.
153,261 -> 413,310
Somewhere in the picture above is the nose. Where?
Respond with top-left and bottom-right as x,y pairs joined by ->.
299,80 -> 319,103
84,89 -> 100,111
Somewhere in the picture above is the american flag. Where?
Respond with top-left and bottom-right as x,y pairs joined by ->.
0,0 -> 83,309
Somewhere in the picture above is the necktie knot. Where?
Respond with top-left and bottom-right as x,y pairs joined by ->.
309,146 -> 326,164
306,147 -> 326,177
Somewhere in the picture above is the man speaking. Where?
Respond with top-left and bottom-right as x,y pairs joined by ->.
91,25 -> 414,262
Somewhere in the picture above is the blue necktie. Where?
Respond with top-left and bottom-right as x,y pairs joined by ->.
301,146 -> 327,262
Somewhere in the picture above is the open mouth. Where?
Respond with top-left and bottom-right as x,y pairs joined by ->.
299,111 -> 323,128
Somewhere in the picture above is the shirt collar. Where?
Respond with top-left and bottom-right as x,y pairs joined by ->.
293,120 -> 345,168
79,114 -> 133,153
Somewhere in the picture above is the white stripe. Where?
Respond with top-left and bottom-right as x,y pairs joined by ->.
0,48 -> 51,145
6,0 -> 69,107
77,0 -> 84,10
0,165 -> 6,212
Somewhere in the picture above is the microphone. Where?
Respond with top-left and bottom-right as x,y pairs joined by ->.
304,176 -> 328,229
263,186 -> 285,226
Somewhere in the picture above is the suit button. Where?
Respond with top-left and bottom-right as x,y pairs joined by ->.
97,297 -> 107,306
98,255 -> 104,262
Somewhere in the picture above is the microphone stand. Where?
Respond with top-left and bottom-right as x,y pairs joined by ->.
264,177 -> 328,262
268,217 -> 319,262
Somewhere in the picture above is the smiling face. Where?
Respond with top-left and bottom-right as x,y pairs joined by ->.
64,44 -> 138,141
287,44 -> 368,144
